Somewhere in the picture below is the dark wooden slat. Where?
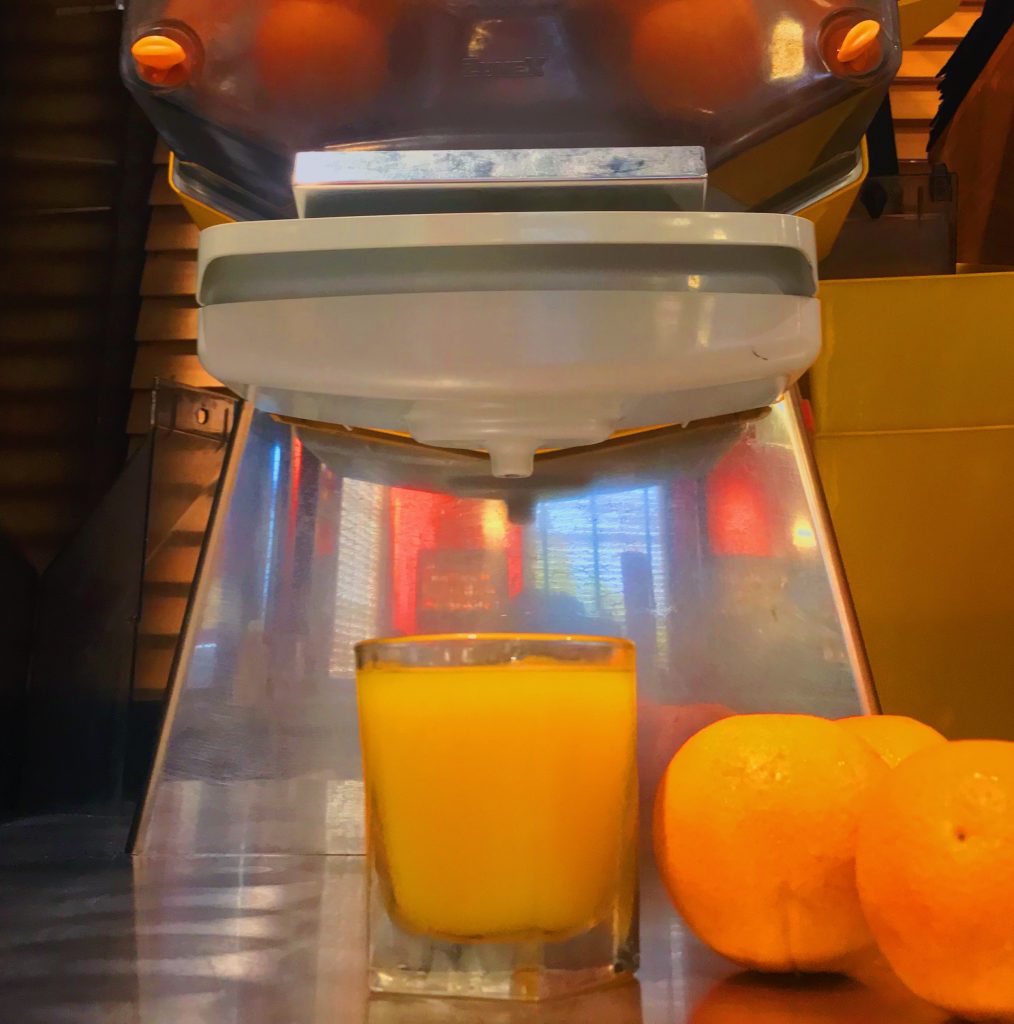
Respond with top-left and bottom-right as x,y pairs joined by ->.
5,127 -> 122,163
145,580 -> 194,598
0,449 -> 88,487
0,397 -> 97,438
0,15 -> 118,49
0,498 -> 85,538
5,164 -> 120,209
899,47 -> 953,79
141,252 -> 197,296
1,91 -> 119,130
1,215 -> 115,254
132,338 -> 197,364
0,304 -> 103,343
3,51 -> 105,86
146,206 -> 199,253
138,593 -> 189,638
132,345 -> 220,390
132,646 -> 175,693
135,297 -> 198,342
896,127 -> 931,161
127,391 -> 155,435
0,257 -> 116,300
145,544 -> 203,584
0,352 -> 95,389
149,174 -> 178,206
925,10 -> 980,40
889,85 -> 941,124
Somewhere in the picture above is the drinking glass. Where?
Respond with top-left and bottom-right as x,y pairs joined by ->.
355,633 -> 638,1000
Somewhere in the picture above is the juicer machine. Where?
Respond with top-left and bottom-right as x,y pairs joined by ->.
122,0 -> 902,882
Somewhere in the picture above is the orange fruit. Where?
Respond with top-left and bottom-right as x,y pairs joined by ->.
638,701 -> 734,796
638,702 -> 734,859
629,0 -> 763,115
654,714 -> 888,971
837,714 -> 947,768
254,0 -> 387,110
856,740 -> 1014,1020
162,0 -> 246,33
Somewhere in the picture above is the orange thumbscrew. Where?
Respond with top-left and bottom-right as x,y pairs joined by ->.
132,34 -> 188,85
836,19 -> 882,72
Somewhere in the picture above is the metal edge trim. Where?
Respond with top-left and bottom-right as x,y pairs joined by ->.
128,399 -> 254,854
786,143 -> 866,218
783,387 -> 880,713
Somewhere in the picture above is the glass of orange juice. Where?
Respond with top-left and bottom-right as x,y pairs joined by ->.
355,633 -> 638,1001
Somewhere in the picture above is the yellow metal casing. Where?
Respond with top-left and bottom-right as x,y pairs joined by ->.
811,271 -> 1014,739
793,141 -> 869,261
167,153 -> 234,228
897,0 -> 960,48
710,94 -> 873,259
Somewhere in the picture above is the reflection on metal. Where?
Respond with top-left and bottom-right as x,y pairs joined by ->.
332,479 -> 386,677
0,851 -> 934,1024
768,16 -> 806,82
135,394 -> 872,856
23,383 -> 238,820
782,390 -> 877,713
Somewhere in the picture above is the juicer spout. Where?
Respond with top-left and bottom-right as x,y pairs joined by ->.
487,442 -> 536,479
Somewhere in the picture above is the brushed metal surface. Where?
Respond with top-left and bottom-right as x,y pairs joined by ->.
0,851 -> 935,1024
292,146 -> 707,217
136,395 -> 873,856
294,146 -> 707,185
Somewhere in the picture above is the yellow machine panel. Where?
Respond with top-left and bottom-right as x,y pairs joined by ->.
812,272 -> 1014,739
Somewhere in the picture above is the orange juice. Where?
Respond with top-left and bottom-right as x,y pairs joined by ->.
358,659 -> 637,942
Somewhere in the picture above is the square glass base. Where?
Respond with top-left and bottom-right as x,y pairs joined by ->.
369,893 -> 639,1001
367,980 -> 644,1023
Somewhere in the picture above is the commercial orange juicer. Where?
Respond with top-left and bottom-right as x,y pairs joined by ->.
112,0 -> 924,1014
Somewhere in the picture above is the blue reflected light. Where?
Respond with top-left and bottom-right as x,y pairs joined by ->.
262,443 -> 283,613
530,486 -> 668,654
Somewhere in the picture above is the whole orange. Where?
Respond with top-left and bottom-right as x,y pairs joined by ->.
838,714 -> 947,768
629,0 -> 763,115
856,740 -> 1014,1020
638,702 -> 734,800
654,714 -> 888,971
254,0 -> 387,110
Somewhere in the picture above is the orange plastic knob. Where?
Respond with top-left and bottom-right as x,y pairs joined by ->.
834,18 -> 882,74
131,34 -> 189,86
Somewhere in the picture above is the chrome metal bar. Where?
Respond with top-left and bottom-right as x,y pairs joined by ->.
292,146 -> 707,217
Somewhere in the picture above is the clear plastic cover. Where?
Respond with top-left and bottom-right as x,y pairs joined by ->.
122,0 -> 900,219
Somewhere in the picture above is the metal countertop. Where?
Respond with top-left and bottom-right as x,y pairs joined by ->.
0,818 -> 947,1024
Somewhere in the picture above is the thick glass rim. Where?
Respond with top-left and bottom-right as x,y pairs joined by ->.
354,632 -> 634,653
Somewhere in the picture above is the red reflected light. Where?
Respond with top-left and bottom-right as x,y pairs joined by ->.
389,489 -> 524,633
707,453 -> 772,558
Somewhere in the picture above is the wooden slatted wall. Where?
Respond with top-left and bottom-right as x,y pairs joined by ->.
1,0 -> 154,569
894,1 -> 982,161
130,144 -> 220,442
